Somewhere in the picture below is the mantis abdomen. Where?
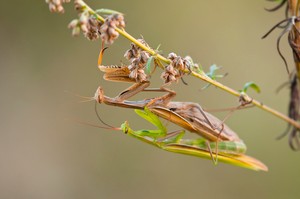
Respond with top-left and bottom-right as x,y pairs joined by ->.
176,139 -> 247,155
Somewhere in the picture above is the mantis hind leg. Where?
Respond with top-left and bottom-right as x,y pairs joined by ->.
191,105 -> 225,165
205,140 -> 218,165
210,123 -> 225,165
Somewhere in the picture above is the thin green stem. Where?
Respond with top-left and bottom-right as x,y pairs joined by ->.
192,71 -> 300,128
81,0 -> 300,130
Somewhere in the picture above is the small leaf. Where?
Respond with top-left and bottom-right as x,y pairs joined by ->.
95,8 -> 123,15
201,64 -> 226,90
194,63 -> 204,74
206,64 -> 227,80
206,64 -> 218,79
242,82 -> 261,94
155,44 -> 161,51
145,56 -> 154,74
201,83 -> 211,90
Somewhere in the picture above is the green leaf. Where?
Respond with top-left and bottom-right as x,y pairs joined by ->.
145,56 -> 154,74
206,64 -> 220,79
242,82 -> 261,94
202,64 -> 228,90
95,9 -> 123,15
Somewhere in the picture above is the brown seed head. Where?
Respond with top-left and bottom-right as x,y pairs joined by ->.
45,0 -> 71,13
74,0 -> 85,12
123,39 -> 151,82
68,12 -> 103,40
167,52 -> 177,60
100,14 -> 125,44
85,17 -> 103,40
161,52 -> 192,83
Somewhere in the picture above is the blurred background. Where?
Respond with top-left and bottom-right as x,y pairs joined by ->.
0,0 -> 299,198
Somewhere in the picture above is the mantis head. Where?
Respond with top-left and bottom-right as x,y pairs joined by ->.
120,121 -> 131,134
94,86 -> 105,104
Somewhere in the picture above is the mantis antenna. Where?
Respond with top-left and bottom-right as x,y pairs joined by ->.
94,101 -> 116,129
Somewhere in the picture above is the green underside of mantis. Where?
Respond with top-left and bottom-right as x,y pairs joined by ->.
120,107 -> 268,171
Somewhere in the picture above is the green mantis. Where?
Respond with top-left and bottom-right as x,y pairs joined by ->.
117,108 -> 267,171
94,47 -> 268,171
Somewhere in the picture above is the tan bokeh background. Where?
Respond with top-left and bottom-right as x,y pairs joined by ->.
1,1 -> 300,198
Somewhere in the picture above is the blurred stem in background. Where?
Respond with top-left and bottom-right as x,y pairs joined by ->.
264,0 -> 300,149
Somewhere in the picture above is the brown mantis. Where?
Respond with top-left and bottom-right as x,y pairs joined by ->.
93,47 -> 267,171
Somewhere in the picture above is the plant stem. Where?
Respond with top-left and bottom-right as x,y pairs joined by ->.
81,0 -> 300,130
192,71 -> 300,129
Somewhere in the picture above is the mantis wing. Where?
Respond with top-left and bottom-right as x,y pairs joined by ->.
164,143 -> 268,171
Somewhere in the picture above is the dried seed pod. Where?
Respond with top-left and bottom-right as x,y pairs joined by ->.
69,13 -> 103,40
72,26 -> 81,36
140,51 -> 150,64
124,49 -> 134,60
129,68 -> 147,82
79,12 -> 89,26
129,68 -> 139,81
124,39 -> 150,61
167,52 -> 177,60
74,0 -> 85,12
169,53 -> 192,71
124,39 -> 151,82
183,57 -> 192,70
68,19 -> 80,36
161,70 -> 177,84
136,69 -> 147,82
68,19 -> 79,29
100,14 -> 126,44
84,17 -> 103,40
161,52 -> 192,83
160,64 -> 179,84
174,57 -> 184,70
45,0 -> 71,13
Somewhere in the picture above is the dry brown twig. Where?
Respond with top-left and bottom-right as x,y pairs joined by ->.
264,0 -> 300,149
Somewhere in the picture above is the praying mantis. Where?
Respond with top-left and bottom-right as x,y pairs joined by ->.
93,47 -> 268,171
118,108 -> 267,171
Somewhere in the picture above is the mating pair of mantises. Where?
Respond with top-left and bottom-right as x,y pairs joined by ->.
89,46 -> 267,171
